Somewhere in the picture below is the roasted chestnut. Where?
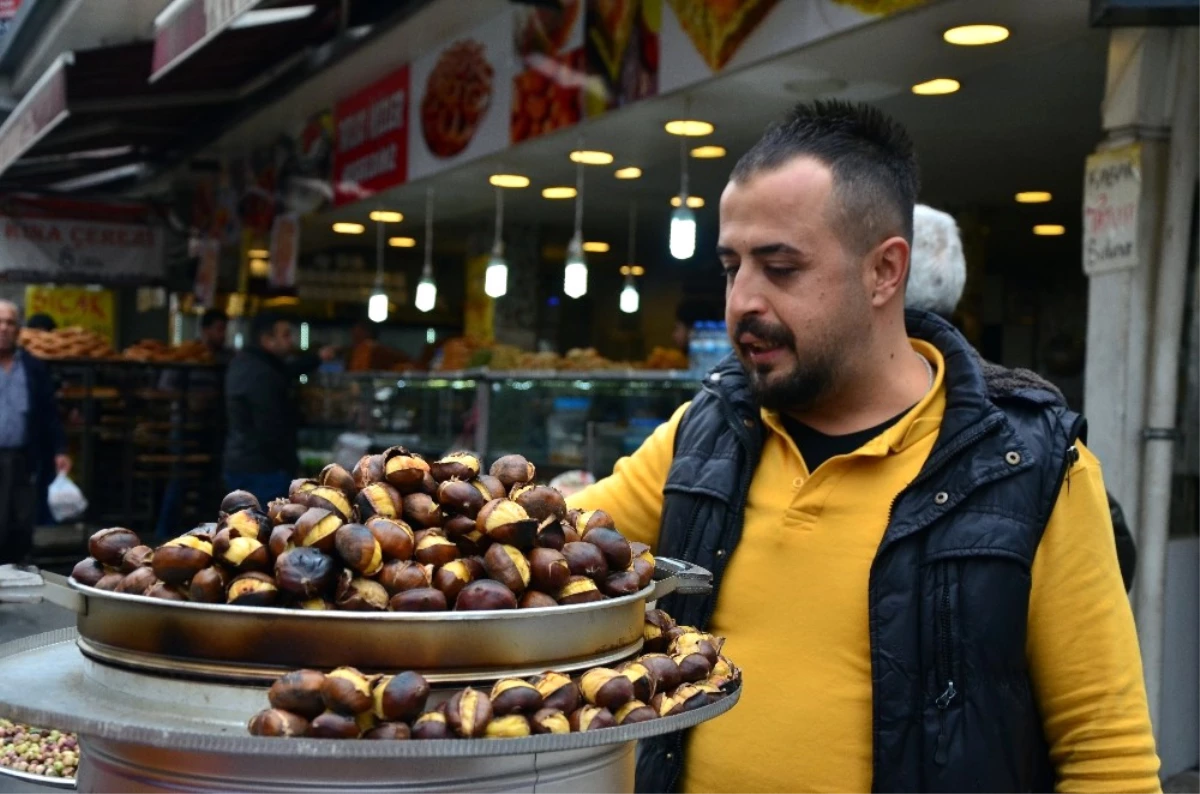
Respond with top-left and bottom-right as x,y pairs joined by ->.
377,559 -> 432,593
533,672 -> 580,714
186,523 -> 217,543
524,547 -> 568,593
432,560 -> 473,605
476,499 -> 537,548
569,705 -> 616,732
289,478 -> 318,505
454,529 -> 489,558
223,509 -> 272,545
482,543 -> 530,594
352,453 -> 386,489
533,518 -> 566,551
707,656 -> 738,688
415,533 -> 460,566
307,486 -> 354,522
637,654 -> 682,693
561,542 -> 608,582
319,463 -> 357,497
602,569 -> 642,597
518,590 -> 558,609
673,652 -> 713,683
614,700 -> 657,725
489,454 -> 535,489
388,587 -> 447,612
383,448 -> 431,493
442,513 -> 477,540
582,527 -> 632,571
298,597 -> 334,610
248,708 -> 309,737
649,692 -> 684,718
556,575 -> 604,605
364,516 -> 415,560
268,669 -> 327,719
307,710 -> 361,739
355,482 -> 402,522
580,668 -> 635,710
322,667 -> 376,715
89,527 -> 141,567
531,708 -> 570,734
227,571 -> 278,606
334,523 -> 384,576
152,535 -> 212,585
71,557 -> 106,587
402,493 -> 443,529
120,544 -> 154,573
267,498 -> 307,526
188,566 -> 228,603
643,610 -> 675,653
670,683 -> 714,711
436,479 -> 488,518
274,546 -> 336,599
561,522 -> 582,545
411,710 -> 452,739
115,566 -> 157,595
630,541 -> 655,568
213,528 -> 270,573
269,524 -> 296,558
484,714 -> 531,738
364,722 -> 411,740
145,581 -> 188,601
671,631 -> 723,665
618,661 -> 658,703
455,579 -> 517,610
475,474 -> 508,501
335,574 -> 389,611
489,678 -> 543,716
294,507 -> 344,554
573,509 -> 616,536
631,557 -> 655,589
372,671 -> 430,722
430,451 -> 481,482
219,489 -> 260,518
95,571 -> 124,591
511,485 -> 567,524
461,555 -> 487,581
446,687 -> 493,738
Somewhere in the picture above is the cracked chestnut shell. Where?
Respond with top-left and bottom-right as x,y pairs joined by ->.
455,529 -> 489,557
319,463 -> 357,497
557,575 -> 604,605
294,507 -> 345,554
372,671 -> 430,722
485,714 -> 532,738
364,517 -> 415,561
561,542 -> 607,582
511,485 -> 567,524
446,688 -> 493,738
145,581 -> 187,601
186,523 -> 217,543
618,661 -> 658,703
643,610 -> 675,653
219,489 -> 260,518
519,590 -> 558,609
213,528 -> 270,573
533,672 -> 580,714
476,474 -> 507,501
383,448 -> 431,493
402,492 -> 443,529
455,579 -> 517,611
226,571 -> 279,606
274,546 -> 336,599
269,669 -> 327,719
527,547 -> 570,593
532,517 -> 566,551
671,631 -> 723,665
630,542 -> 656,588
152,535 -> 212,585
334,523 -> 384,576
531,708 -> 570,734
489,678 -> 543,716
561,522 -> 581,545
364,722 -> 411,740
483,543 -> 530,594
89,527 -> 141,567
248,708 -> 309,737
411,710 -> 452,739
115,566 -> 157,595
489,454 -> 535,489
431,451 -> 481,483
71,557 -> 107,587
432,559 -> 474,605
572,509 -> 616,536
580,668 -> 635,710
335,573 -> 389,611
673,652 -> 713,683
569,705 -> 616,732
95,572 -> 125,591
415,533 -> 460,567
120,544 -> 154,573
322,667 -> 377,715
352,453 -> 386,489
188,566 -> 228,603
269,524 -> 296,558
298,597 -> 333,610
307,710 -> 361,738
289,478 -> 318,505
436,479 -> 489,519
476,499 -> 537,548
307,486 -> 354,523
583,526 -> 632,572
388,587 -> 448,611
442,513 -> 477,540
223,509 -> 272,545
707,656 -> 738,688
461,555 -> 487,581
267,498 -> 307,526
614,700 -> 657,725
378,559 -> 432,594
637,654 -> 682,693
355,482 -> 402,523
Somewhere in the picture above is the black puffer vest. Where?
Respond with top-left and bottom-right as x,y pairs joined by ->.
638,311 -> 1085,793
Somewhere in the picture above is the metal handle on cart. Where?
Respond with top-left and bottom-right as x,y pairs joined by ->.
650,556 -> 713,599
0,570 -> 86,615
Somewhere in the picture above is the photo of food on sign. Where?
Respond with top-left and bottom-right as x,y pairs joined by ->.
666,0 -> 781,71
583,0 -> 659,115
511,0 -> 582,143
420,39 -> 494,159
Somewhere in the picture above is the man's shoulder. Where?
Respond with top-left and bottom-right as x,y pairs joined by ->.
16,349 -> 49,379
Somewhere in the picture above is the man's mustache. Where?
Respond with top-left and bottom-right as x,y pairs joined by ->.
734,317 -> 795,350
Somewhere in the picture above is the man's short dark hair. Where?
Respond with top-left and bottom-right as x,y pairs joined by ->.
250,312 -> 287,345
730,100 -> 920,253
201,308 -> 227,329
25,313 -> 56,331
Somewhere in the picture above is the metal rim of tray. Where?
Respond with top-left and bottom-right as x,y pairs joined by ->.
0,630 -> 741,759
0,765 -> 76,789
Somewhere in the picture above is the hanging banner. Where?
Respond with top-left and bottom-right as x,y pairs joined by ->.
152,0 -> 258,81
333,65 -> 410,206
193,238 -> 220,306
1083,143 -> 1141,275
23,285 -> 115,342
0,215 -> 165,284
0,53 -> 70,179
269,212 -> 299,289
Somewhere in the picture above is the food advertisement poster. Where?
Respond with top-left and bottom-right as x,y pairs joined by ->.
333,65 -> 409,206
582,0 -> 660,116
269,212 -> 300,289
23,285 -> 115,342
193,238 -> 220,307
409,15 -> 513,180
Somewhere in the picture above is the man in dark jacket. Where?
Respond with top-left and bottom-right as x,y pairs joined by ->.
0,300 -> 69,565
568,102 -> 1158,792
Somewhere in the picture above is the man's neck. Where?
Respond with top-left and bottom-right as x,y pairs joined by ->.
0,347 -> 15,371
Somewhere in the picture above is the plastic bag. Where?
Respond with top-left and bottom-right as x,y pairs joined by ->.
47,472 -> 88,523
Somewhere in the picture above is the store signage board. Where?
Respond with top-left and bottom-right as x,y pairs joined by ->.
333,65 -> 410,206
1083,143 -> 1141,276
151,0 -> 260,82
0,215 -> 165,284
0,53 -> 70,179
23,285 -> 115,342
269,212 -> 300,288
193,238 -> 220,306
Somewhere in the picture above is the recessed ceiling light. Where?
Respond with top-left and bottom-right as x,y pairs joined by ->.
332,222 -> 365,234
369,210 -> 403,223
690,145 -> 726,159
582,241 -> 610,253
569,150 -> 614,165
249,258 -> 270,277
389,237 -> 417,248
542,187 -> 577,199
1015,191 -> 1052,203
1033,224 -> 1066,236
490,174 -> 530,188
620,265 -> 646,276
247,248 -> 268,258
615,166 -> 642,179
671,195 -> 705,208
911,78 -> 961,96
665,120 -> 714,136
943,24 -> 1010,46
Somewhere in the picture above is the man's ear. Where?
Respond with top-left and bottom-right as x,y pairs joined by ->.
868,236 -> 910,308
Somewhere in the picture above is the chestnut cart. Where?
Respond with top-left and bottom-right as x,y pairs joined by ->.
0,560 -> 739,793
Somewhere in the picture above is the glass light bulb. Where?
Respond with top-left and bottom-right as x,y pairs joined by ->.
485,257 -> 508,298
619,281 -> 639,314
415,277 -> 437,313
564,235 -> 588,298
670,207 -> 696,260
368,291 -> 388,323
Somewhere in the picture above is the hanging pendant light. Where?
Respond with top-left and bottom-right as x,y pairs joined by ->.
563,155 -> 588,298
670,133 -> 697,260
485,186 -> 508,298
415,188 -> 437,313
368,212 -> 389,322
620,201 -> 640,314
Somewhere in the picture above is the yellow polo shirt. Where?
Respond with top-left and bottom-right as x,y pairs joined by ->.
568,340 -> 1160,793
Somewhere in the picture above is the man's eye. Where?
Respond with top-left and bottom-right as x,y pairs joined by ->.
721,265 -> 739,279
765,265 -> 796,277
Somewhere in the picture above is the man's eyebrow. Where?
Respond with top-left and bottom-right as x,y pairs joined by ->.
715,245 -> 737,258
749,243 -> 801,257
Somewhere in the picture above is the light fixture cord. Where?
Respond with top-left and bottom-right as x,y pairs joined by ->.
679,134 -> 689,199
573,156 -> 585,239
375,210 -> 385,287
627,200 -> 637,265
494,186 -> 504,249
423,187 -> 434,277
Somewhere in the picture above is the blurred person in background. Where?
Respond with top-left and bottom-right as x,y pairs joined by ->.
24,313 -> 56,332
199,309 -> 230,364
346,320 -> 411,372
0,301 -> 69,566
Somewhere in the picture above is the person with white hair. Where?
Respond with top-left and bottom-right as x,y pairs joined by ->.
907,204 -> 966,319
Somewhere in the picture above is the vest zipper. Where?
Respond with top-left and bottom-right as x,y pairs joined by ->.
934,563 -> 957,766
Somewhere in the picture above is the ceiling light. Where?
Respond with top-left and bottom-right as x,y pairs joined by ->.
690,145 -> 726,159
1034,224 -> 1066,236
1015,191 -> 1052,204
368,291 -> 388,323
619,278 -> 639,314
332,222 -> 365,234
247,248 -> 269,258
490,174 -> 530,188
615,167 -> 642,179
486,186 -> 508,298
389,236 -> 416,247
564,235 -> 588,299
665,120 -> 714,136
912,78 -> 961,96
671,195 -> 705,208
543,186 -> 577,199
416,189 -> 438,312
943,24 -> 1010,46
670,206 -> 696,260
620,265 -> 646,277
369,210 -> 403,223
583,241 -> 610,253
570,150 -> 615,165
249,258 -> 269,278
230,5 -> 317,29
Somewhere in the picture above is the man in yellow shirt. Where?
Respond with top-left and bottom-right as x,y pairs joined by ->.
568,102 -> 1160,792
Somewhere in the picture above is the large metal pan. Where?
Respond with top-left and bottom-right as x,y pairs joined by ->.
38,558 -> 710,684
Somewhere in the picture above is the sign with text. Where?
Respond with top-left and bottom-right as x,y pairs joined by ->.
24,285 -> 115,342
0,215 -> 165,284
333,65 -> 409,206
1083,143 -> 1141,275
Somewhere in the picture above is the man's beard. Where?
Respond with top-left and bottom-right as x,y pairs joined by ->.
735,316 -> 838,413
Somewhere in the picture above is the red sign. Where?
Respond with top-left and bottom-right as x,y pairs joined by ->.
333,65 -> 409,206
0,54 -> 69,178
0,1 -> 23,20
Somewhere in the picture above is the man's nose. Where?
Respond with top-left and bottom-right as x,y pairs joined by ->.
726,266 -> 770,323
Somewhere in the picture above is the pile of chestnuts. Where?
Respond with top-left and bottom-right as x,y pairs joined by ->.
71,451 -> 657,611
246,610 -> 739,739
